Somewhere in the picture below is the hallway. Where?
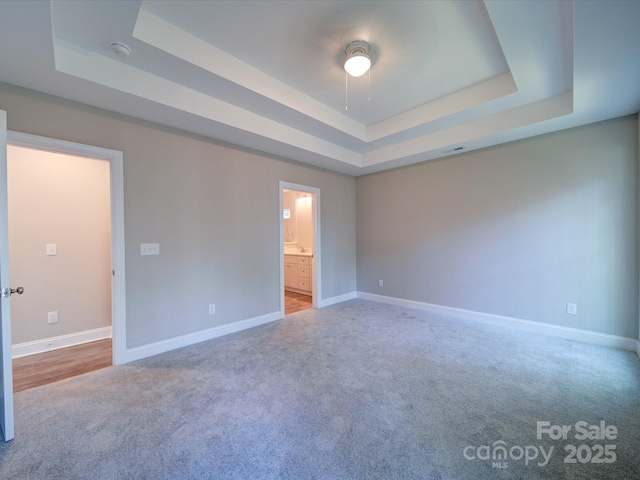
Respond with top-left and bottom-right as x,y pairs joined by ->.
12,339 -> 112,392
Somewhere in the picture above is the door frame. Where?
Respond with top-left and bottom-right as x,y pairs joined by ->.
0,110 -> 13,441
7,131 -> 127,365
279,181 -> 320,316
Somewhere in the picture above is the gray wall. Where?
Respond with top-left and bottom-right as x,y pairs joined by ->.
8,146 -> 111,344
357,116 -> 639,339
0,83 -> 357,349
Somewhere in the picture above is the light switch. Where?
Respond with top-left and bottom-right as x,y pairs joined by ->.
46,244 -> 57,256
140,243 -> 160,256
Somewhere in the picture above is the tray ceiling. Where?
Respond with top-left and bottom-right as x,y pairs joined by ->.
0,1 -> 639,175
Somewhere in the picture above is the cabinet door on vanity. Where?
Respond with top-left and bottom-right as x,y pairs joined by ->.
284,256 -> 299,288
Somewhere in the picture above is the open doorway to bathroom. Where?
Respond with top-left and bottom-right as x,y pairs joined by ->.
280,182 -> 320,316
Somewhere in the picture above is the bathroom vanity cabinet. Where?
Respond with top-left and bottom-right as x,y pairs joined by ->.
284,254 -> 312,295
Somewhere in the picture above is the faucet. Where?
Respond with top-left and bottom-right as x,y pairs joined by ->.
299,246 -> 305,253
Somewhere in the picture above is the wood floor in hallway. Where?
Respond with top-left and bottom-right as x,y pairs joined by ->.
12,339 -> 112,392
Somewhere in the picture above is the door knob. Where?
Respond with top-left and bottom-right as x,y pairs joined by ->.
1,287 -> 24,298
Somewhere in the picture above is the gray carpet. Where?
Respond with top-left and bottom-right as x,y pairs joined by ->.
0,299 -> 638,479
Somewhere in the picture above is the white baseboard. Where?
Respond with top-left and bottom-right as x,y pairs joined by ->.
12,326 -> 112,358
318,291 -> 357,308
123,311 -> 282,363
357,292 -> 638,352
124,291 -> 362,363
637,339 -> 640,360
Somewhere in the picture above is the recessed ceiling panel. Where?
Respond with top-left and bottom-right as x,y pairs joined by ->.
141,0 -> 510,124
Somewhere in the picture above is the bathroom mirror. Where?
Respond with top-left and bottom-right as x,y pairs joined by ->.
283,190 -> 313,246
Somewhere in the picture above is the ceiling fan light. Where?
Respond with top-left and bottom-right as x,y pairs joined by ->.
343,41 -> 372,77
344,53 -> 371,77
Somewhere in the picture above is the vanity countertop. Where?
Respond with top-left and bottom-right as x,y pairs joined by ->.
284,252 -> 313,257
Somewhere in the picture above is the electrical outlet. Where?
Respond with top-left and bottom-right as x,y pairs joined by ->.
209,304 -> 216,315
47,311 -> 58,324
378,279 -> 383,287
46,244 -> 57,256
566,303 -> 577,315
140,243 -> 160,256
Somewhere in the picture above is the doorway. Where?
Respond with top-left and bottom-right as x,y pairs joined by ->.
7,144 -> 112,389
6,131 -> 126,367
280,182 -> 320,317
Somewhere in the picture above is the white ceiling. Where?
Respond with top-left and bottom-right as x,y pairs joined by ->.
0,0 -> 638,176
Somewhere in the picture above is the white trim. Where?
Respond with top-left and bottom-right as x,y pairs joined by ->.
0,109 -> 15,441
317,291 -> 357,308
123,311 -> 281,363
636,339 -> 640,360
12,327 -> 112,358
7,131 -> 127,365
279,182 -> 321,315
358,292 -> 638,352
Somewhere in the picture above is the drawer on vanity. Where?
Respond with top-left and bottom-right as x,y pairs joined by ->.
298,256 -> 310,266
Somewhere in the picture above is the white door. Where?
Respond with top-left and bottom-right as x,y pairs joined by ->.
0,109 -> 15,441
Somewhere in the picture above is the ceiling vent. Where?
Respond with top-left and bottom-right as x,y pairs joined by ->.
442,146 -> 465,154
